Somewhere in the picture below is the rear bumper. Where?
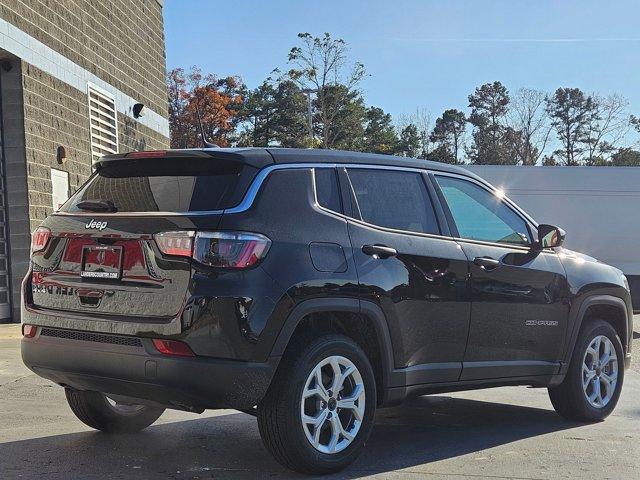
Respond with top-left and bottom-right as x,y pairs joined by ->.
21,327 -> 278,410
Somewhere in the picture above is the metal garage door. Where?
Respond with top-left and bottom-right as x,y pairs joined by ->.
0,74 -> 11,321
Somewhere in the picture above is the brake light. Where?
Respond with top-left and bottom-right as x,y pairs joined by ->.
22,324 -> 38,338
154,231 -> 195,257
154,231 -> 271,269
31,227 -> 51,254
152,338 -> 195,357
127,150 -> 167,158
193,232 -> 271,269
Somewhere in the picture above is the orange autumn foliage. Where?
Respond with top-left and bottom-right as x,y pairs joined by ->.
186,84 -> 243,147
168,67 -> 245,148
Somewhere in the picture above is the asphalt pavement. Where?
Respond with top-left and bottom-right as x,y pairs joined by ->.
1,322 -> 639,480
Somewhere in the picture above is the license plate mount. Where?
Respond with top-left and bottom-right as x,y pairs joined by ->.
81,245 -> 123,280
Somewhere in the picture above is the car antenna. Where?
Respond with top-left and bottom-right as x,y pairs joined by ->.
195,99 -> 219,148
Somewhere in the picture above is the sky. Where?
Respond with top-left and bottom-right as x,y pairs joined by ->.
164,0 -> 640,123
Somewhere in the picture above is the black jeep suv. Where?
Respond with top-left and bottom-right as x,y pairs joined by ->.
22,148 -> 633,474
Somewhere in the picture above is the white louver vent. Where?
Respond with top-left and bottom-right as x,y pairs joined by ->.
88,83 -> 118,163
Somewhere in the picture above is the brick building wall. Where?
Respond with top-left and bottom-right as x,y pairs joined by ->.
22,63 -> 168,230
0,0 -> 167,114
0,0 -> 169,321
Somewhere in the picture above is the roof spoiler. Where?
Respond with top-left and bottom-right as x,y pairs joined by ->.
94,149 -> 275,169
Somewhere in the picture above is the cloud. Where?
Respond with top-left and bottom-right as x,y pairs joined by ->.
386,37 -> 640,43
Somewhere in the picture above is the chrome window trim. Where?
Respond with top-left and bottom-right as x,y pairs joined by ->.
52,208 -> 228,217
53,163 -> 336,218
311,168 -> 348,222
310,167 -> 456,242
313,165 -> 547,252
51,162 -> 538,237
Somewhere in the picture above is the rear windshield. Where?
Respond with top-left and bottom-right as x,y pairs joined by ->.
61,158 -> 245,213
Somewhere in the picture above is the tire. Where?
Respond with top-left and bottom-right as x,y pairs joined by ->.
257,333 -> 376,474
549,319 -> 624,421
65,388 -> 165,433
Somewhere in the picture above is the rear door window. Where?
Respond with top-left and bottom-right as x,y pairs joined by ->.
61,158 -> 245,213
346,168 -> 440,235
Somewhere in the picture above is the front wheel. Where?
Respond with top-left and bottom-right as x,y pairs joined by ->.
549,319 -> 624,421
257,334 -> 376,474
65,389 -> 165,433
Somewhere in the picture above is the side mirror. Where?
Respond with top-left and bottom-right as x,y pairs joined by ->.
537,224 -> 565,249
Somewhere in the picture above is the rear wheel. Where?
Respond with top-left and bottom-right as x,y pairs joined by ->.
257,334 -> 376,474
549,319 -> 624,421
65,389 -> 165,433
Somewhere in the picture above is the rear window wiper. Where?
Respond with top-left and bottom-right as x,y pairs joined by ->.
76,199 -> 118,213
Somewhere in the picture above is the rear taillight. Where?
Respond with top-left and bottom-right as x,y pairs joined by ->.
154,231 -> 271,269
31,227 -> 51,254
193,232 -> 271,269
154,231 -> 195,257
152,338 -> 195,357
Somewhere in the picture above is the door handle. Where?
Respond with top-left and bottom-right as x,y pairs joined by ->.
473,256 -> 500,270
362,244 -> 398,259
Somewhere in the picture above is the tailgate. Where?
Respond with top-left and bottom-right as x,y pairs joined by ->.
28,215 -> 215,320
22,153 -> 255,334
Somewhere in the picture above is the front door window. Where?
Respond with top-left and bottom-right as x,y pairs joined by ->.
436,176 -> 531,245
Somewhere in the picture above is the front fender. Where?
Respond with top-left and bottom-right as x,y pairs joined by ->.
562,292 -> 632,370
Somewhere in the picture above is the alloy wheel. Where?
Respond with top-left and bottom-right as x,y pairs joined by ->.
300,355 -> 366,454
106,396 -> 146,415
582,335 -> 618,408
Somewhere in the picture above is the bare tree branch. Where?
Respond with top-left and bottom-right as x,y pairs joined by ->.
508,88 -> 552,165
287,33 -> 366,148
583,93 -> 631,162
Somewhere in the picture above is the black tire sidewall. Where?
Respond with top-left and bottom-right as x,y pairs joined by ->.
65,389 -> 164,433
271,335 -> 376,473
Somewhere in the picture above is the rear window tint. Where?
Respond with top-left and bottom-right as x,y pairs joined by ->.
346,168 -> 440,235
61,158 -> 244,213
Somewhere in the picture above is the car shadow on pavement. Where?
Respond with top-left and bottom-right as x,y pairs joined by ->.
0,394 -> 580,479
354,393 -> 578,477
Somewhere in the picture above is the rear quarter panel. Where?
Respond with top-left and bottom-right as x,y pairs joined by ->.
211,168 -> 360,362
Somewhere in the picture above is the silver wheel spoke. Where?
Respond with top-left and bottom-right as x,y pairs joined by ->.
328,415 -> 342,453
600,338 -> 612,365
337,384 -> 364,420
593,336 -> 602,355
303,365 -> 330,401
329,358 -> 354,394
337,364 -> 355,392
601,371 -> 616,385
303,409 -> 328,428
582,368 -> 596,390
589,378 -> 602,405
327,358 -> 340,394
601,373 -> 616,397
600,351 -> 616,368
341,426 -> 355,443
